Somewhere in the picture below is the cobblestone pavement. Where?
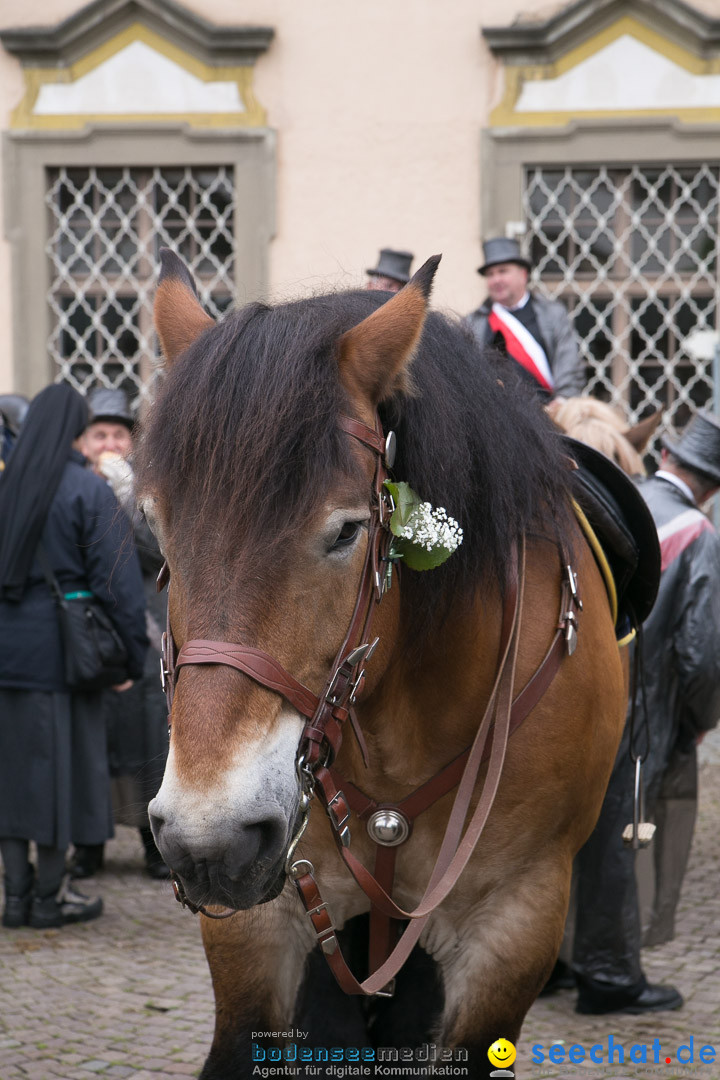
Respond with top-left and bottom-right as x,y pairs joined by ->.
2,731 -> 720,1080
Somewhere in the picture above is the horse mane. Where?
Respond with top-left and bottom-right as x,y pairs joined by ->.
137,290 -> 572,637
550,396 -> 647,477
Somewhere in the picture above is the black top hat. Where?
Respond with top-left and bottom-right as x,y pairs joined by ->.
662,410 -> 720,485
0,393 -> 29,435
478,237 -> 532,276
366,248 -> 414,285
87,387 -> 134,430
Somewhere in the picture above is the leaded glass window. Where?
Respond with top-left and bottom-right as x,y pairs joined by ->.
46,165 -> 235,404
525,164 -> 719,457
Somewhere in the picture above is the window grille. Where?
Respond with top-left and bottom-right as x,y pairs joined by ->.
46,165 -> 235,405
524,164 -> 719,459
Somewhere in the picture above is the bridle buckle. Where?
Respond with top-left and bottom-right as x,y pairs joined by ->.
566,564 -> 583,610
325,639 -> 379,705
378,486 -> 395,528
160,631 -> 170,692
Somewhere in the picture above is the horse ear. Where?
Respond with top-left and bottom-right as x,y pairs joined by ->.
154,248 -> 215,368
625,409 -> 662,453
338,255 -> 441,405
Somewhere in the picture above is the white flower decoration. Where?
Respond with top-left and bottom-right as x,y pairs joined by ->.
397,502 -> 464,554
384,481 -> 463,571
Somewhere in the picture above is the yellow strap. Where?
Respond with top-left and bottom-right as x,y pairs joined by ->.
572,499 -> 618,628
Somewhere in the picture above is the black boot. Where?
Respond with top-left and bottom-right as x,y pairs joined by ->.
69,844 -> 105,879
540,958 -> 576,996
140,827 -> 171,880
576,973 -> 683,1015
29,875 -> 103,929
2,865 -> 34,929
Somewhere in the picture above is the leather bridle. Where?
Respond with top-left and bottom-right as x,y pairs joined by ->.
158,413 -> 582,997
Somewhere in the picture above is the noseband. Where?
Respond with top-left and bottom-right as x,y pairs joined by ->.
159,413 -> 582,997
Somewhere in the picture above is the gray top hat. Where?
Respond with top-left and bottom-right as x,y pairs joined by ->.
478,237 -> 532,275
87,387 -> 134,430
367,248 -> 414,284
662,410 -> 720,485
0,393 -> 29,435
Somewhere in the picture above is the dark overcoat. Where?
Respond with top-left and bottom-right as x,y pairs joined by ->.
573,473 -> 720,989
0,450 -> 147,848
0,450 -> 146,691
633,473 -> 720,787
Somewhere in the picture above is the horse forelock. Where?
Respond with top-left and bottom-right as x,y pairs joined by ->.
137,289 -> 572,641
137,296 -> 367,561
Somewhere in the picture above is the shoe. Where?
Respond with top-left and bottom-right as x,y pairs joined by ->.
621,984 -> 684,1014
145,859 -> 172,881
540,958 -> 575,996
139,826 -> 171,880
2,892 -> 33,928
69,844 -> 105,879
29,876 -> 103,929
2,867 -> 35,928
577,980 -> 683,1015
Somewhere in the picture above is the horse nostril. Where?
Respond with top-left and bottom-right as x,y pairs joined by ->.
218,818 -> 287,879
148,807 -> 166,842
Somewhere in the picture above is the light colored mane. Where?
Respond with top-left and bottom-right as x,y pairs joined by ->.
550,396 -> 658,477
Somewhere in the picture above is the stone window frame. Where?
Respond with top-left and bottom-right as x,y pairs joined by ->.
0,0 -> 274,395
3,124 -> 275,397
481,121 -> 720,241
480,0 -> 720,232
481,121 -> 720,439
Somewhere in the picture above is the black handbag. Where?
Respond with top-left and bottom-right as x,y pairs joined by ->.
38,545 -> 129,692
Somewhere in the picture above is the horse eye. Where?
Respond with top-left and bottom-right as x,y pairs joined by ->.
329,521 -> 361,551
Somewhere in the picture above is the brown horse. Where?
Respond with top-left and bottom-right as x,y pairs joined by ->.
138,252 -> 627,1079
549,396 -> 662,476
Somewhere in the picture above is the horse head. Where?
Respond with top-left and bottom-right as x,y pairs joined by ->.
140,250 -> 440,911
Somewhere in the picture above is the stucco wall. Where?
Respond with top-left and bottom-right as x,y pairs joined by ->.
0,0 -> 718,393
0,0 -> 547,392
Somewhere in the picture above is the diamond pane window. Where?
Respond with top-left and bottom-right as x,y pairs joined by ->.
46,165 -> 235,404
524,164 -> 720,459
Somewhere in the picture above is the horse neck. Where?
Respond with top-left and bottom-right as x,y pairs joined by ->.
347,588 -> 503,794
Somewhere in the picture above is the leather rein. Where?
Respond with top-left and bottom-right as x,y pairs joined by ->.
158,413 -> 582,997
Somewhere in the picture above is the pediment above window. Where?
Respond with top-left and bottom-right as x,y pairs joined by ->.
0,0 -> 274,130
483,0 -> 720,126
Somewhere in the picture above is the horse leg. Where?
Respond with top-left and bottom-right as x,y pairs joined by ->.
368,938 -> 445,1047
200,905 -> 388,1080
293,915 -> 372,1046
428,866 -> 570,1078
199,901 -> 312,1080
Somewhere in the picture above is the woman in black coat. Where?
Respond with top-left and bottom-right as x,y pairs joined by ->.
0,384 -> 147,929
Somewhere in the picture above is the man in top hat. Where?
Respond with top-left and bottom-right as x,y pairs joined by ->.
466,237 -> 585,400
366,248 -> 414,294
79,387 -> 134,469
571,409 -> 720,1015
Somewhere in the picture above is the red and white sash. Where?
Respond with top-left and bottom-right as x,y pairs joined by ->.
657,507 -> 713,572
488,303 -> 554,393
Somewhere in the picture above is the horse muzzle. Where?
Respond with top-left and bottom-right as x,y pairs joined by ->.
148,799 -> 293,909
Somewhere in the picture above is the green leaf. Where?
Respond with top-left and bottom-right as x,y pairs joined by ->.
395,538 -> 456,571
384,480 -> 421,536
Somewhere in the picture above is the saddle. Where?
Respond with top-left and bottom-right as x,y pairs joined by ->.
562,436 -> 660,633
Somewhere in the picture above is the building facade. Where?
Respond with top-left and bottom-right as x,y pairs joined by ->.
0,0 -> 718,443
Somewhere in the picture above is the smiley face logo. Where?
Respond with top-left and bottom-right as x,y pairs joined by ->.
488,1039 -> 517,1069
